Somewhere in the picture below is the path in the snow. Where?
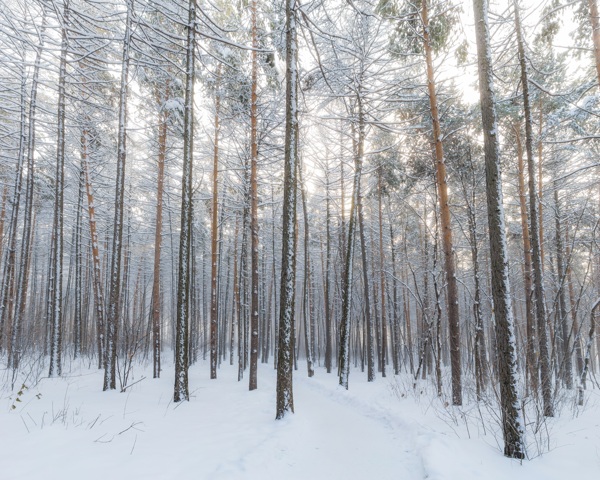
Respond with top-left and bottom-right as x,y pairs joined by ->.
214,370 -> 426,480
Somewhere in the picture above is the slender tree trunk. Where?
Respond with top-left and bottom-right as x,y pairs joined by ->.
514,125 -> 538,395
378,166 -> 388,378
299,163 -> 314,377
249,0 -> 260,390
82,133 -> 105,369
73,168 -> 84,359
49,0 -> 71,378
104,0 -> 133,390
421,0 -> 461,405
554,185 -> 573,388
151,82 -> 169,379
565,227 -> 584,376
275,0 -> 298,419
388,212 -> 403,374
174,0 -> 196,402
238,177 -> 249,380
353,103 -> 374,383
338,105 -> 365,389
474,0 -> 525,458
231,216 -> 239,366
514,0 -> 554,417
324,160 -> 333,373
461,161 -> 486,400
210,66 -> 221,381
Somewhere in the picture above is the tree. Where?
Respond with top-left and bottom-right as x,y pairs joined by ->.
473,0 -> 525,459
104,0 -> 133,391
420,0 -> 462,405
210,64 -> 221,381
514,0 -> 554,417
49,0 -> 71,378
174,0 -> 196,403
276,0 -> 298,419
249,0 -> 260,391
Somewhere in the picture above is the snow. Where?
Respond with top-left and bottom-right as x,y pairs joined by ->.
2,361 -> 600,480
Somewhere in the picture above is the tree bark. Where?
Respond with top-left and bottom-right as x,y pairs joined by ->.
474,0 -> 525,458
421,0 -> 461,405
49,0 -> 71,378
514,0 -> 554,417
249,0 -> 260,390
276,0 -> 298,418
174,0 -> 196,402
299,163 -> 314,377
151,81 -> 169,379
553,185 -> 573,388
210,66 -> 221,381
565,227 -> 584,377
514,125 -> 538,395
378,166 -> 388,378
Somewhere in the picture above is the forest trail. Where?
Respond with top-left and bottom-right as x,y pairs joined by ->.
218,371 -> 427,480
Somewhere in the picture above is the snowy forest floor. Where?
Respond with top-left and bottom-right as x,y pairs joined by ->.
2,358 -> 600,480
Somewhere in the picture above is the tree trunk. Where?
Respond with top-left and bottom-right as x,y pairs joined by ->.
73,168 -> 84,359
514,0 -> 554,417
299,163 -> 314,377
151,81 -> 169,379
354,103 -> 375,383
474,0 -> 525,458
174,0 -> 196,402
210,66 -> 221,381
249,0 -> 260,390
514,125 -> 538,395
553,185 -> 573,388
378,166 -> 388,378
275,0 -> 298,418
338,104 -> 365,389
461,156 -> 487,400
49,0 -> 71,378
565,227 -> 584,377
324,159 -> 333,373
104,0 -> 133,390
82,133 -> 105,370
421,0 -> 461,405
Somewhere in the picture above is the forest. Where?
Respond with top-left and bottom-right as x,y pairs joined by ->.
1,0 -> 600,468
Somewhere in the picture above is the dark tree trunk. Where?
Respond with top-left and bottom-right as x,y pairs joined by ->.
276,0 -> 298,419
173,0 -> 196,402
249,0 -> 260,390
49,0 -> 71,378
514,0 -> 554,417
474,0 -> 525,458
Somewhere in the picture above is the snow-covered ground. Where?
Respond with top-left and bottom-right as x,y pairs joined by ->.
2,359 -> 599,479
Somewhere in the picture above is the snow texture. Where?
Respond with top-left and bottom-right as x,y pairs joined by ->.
3,361 -> 600,480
